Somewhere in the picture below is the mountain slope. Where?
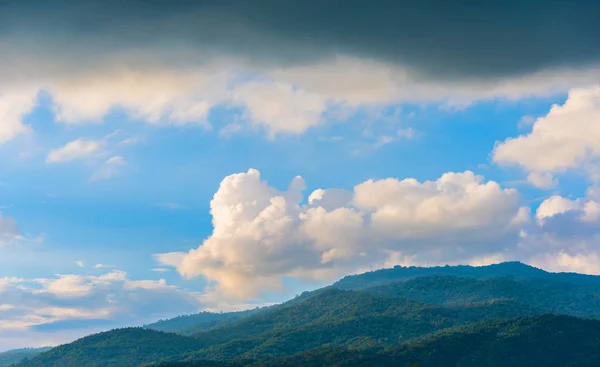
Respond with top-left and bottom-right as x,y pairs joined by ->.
15,289 -> 540,366
0,348 -> 51,367
145,310 -> 257,335
363,275 -> 600,318
145,262 -> 600,337
17,328 -> 205,367
184,288 -> 540,360
17,262 -> 600,367
154,315 -> 600,367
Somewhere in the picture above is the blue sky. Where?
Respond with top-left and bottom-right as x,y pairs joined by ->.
1,0 -> 600,351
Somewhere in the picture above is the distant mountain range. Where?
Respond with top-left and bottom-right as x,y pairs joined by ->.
13,262 -> 600,366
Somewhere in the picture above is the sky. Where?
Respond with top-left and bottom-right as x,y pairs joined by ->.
1,0 -> 600,351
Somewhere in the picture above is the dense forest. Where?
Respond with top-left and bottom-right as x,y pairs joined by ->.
145,310 -> 259,336
13,262 -> 600,367
0,349 -> 50,367
151,315 -> 600,367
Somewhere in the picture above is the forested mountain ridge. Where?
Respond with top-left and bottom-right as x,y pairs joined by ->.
333,261 -> 600,289
15,262 -> 600,367
362,275 -> 600,318
151,315 -> 600,367
12,289 -> 543,366
147,261 -> 600,336
145,310 -> 259,336
182,289 -> 540,360
16,328 -> 205,367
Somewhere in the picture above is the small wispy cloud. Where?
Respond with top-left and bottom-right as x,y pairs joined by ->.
75,261 -> 85,268
151,268 -> 170,273
118,135 -> 144,146
90,156 -> 126,181
46,139 -> 103,163
397,127 -> 416,140
93,264 -> 114,269
518,115 -> 536,130
0,214 -> 43,247
219,123 -> 242,138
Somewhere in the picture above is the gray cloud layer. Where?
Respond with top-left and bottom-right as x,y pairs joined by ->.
2,0 -> 599,80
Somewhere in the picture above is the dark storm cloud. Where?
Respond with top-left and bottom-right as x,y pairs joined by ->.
1,0 -> 599,79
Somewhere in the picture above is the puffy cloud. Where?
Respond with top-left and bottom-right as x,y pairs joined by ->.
157,169 -> 523,301
46,139 -> 103,163
46,68 -> 229,125
0,270 -> 202,347
536,196 -> 582,223
512,189 -> 600,275
582,201 -> 600,222
531,252 -> 600,275
307,188 -> 353,211
534,189 -> 600,227
493,86 -> 600,185
232,81 -> 328,136
0,88 -> 37,143
530,190 -> 600,238
353,171 -> 520,241
527,172 -> 558,190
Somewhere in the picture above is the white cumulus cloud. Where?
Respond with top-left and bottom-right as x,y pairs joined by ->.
232,81 -> 329,136
0,88 -> 37,144
494,86 -> 600,186
157,169 -> 523,301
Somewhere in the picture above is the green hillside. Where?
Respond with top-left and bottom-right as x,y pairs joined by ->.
145,310 -> 257,335
185,289 -> 539,360
145,262 -> 600,338
363,275 -> 600,318
17,262 -> 600,367
17,328 -> 205,367
18,289 -> 539,366
154,315 -> 600,367
0,348 -> 51,367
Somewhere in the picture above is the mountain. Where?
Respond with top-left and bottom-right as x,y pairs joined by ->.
333,261 -> 600,289
153,315 -> 600,367
16,262 -> 600,367
362,275 -> 600,318
145,310 -> 257,335
19,288 -> 539,366
0,348 -> 51,367
184,289 -> 540,360
145,261 -> 600,338
16,328 -> 206,367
